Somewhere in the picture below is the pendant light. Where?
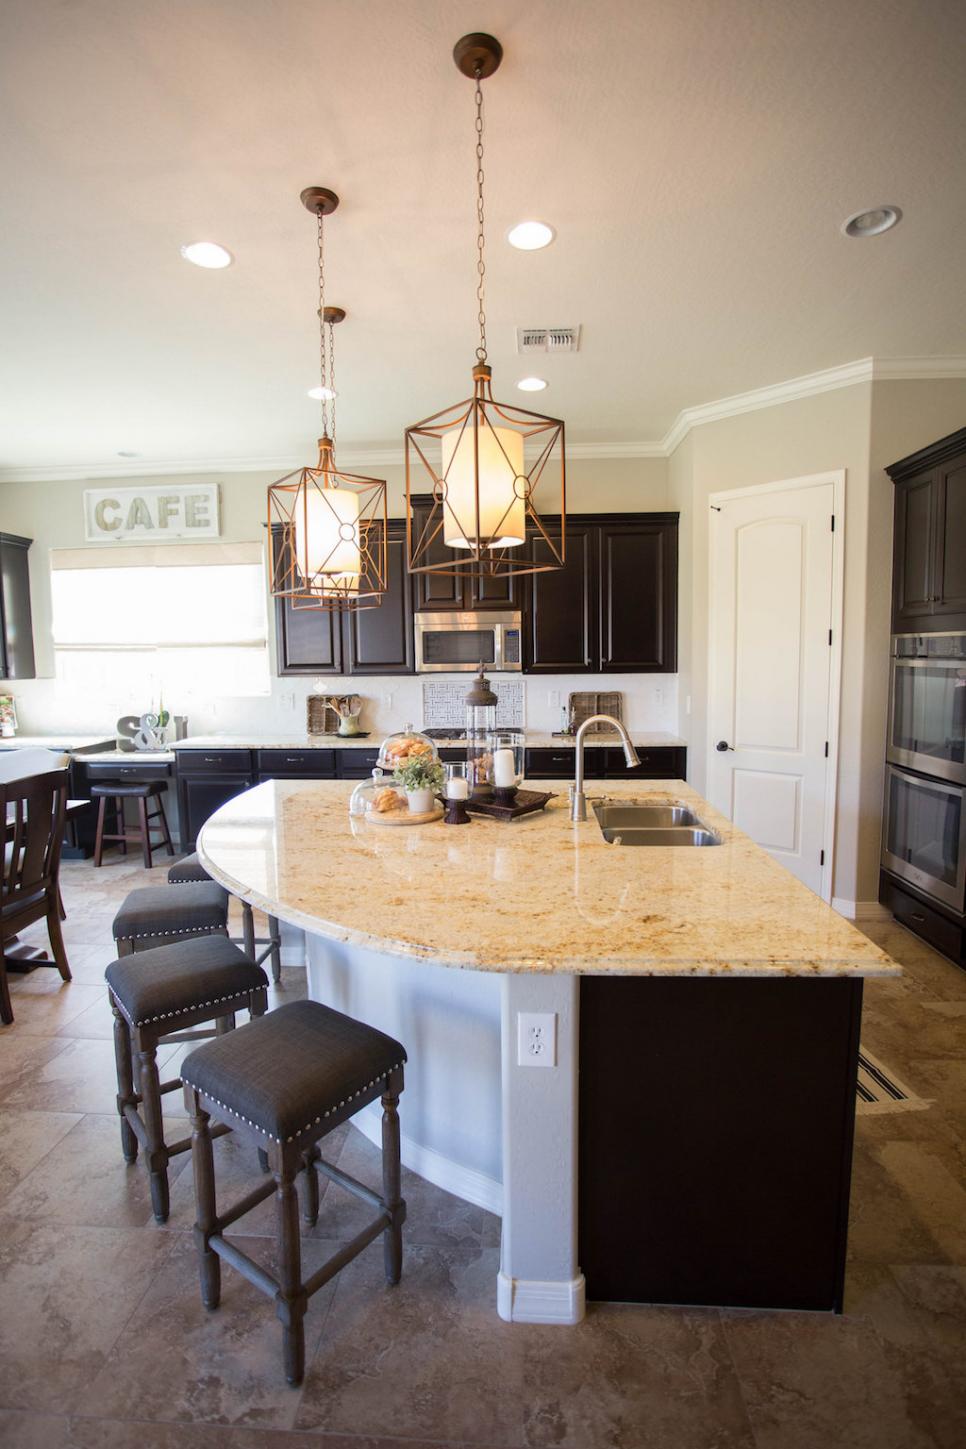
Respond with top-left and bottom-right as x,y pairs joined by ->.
268,188 -> 388,612
405,34 -> 567,582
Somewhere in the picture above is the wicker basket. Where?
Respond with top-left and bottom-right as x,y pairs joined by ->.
567,691 -> 623,734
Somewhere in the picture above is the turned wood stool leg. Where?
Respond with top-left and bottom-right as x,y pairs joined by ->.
300,1147 -> 320,1226
137,796 -> 152,869
111,1000 -> 138,1164
189,1092 -> 221,1309
116,797 -> 128,855
268,915 -> 282,984
241,901 -> 256,961
93,796 -> 108,868
156,791 -> 175,857
275,1163 -> 308,1385
382,1086 -> 403,1285
136,1039 -> 170,1222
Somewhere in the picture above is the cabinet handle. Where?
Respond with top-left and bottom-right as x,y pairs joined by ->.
909,913 -> 926,924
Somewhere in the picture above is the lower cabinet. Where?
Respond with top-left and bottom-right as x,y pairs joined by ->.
176,750 -> 255,851
525,745 -> 686,781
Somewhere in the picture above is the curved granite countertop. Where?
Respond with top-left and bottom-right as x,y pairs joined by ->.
197,778 -> 898,979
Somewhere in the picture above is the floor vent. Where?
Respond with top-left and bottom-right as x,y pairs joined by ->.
856,1047 -> 931,1116
516,326 -> 581,354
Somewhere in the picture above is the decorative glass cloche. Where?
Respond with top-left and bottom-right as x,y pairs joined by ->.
376,722 -> 439,771
348,768 -> 405,819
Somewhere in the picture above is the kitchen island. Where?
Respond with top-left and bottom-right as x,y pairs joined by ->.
198,777 -> 897,1325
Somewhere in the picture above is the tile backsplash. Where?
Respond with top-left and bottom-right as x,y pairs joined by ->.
422,678 -> 524,729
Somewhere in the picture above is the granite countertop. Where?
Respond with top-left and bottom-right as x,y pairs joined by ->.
82,749 -> 176,763
197,777 -> 898,979
0,735 -> 115,753
173,731 -> 687,751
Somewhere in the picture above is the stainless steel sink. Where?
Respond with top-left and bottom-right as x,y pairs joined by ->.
592,799 -> 722,847
599,826 -> 721,847
593,802 -> 701,830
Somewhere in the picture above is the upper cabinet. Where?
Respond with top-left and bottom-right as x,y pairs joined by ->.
888,427 -> 966,632
410,500 -> 520,613
272,509 -> 679,676
525,514 -> 678,674
0,533 -> 36,680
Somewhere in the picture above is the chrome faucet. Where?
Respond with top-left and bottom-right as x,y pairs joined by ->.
569,714 -> 640,822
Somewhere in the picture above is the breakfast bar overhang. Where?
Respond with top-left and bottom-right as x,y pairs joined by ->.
197,777 -> 898,1325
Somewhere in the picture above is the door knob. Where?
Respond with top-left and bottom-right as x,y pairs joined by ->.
715,740 -> 734,752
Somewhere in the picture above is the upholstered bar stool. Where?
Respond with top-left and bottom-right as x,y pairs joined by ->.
91,781 -> 175,869
168,853 -> 282,984
182,1000 -> 407,1385
112,881 -> 229,956
106,935 -> 269,1221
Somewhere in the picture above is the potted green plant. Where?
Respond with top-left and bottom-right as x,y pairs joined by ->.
393,756 -> 444,814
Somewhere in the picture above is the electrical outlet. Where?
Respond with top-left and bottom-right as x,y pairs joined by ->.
517,1011 -> 557,1068
280,691 -> 295,712
385,691 -> 394,713
547,690 -> 560,708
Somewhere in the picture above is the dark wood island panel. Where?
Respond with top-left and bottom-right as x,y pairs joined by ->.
578,975 -> 863,1312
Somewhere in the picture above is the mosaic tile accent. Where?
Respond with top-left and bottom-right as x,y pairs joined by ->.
422,678 -> 524,729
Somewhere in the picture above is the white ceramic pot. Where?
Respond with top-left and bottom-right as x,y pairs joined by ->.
406,786 -> 435,815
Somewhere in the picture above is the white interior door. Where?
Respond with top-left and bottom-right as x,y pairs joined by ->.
708,477 -> 839,896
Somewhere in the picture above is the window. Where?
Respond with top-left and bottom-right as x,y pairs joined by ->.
50,542 -> 270,698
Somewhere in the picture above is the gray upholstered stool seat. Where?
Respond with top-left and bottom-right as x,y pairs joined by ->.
182,1000 -> 407,1385
90,780 -> 167,799
106,935 -> 269,1222
166,852 -> 210,884
167,853 -> 283,984
112,881 -> 229,955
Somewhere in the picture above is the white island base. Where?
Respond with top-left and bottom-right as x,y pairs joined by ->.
306,935 -> 585,1324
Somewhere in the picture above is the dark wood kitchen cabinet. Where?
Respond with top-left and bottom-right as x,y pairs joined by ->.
176,749 -> 254,851
276,524 -> 414,675
888,426 -> 966,632
524,514 -> 678,674
0,533 -> 36,679
410,500 -> 520,613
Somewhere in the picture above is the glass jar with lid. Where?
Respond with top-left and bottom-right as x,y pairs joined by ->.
348,768 -> 405,819
376,722 -> 439,772
465,667 -> 498,797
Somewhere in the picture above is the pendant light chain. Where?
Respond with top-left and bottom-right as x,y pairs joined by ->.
327,316 -> 336,451
474,64 -> 487,364
316,207 -> 333,440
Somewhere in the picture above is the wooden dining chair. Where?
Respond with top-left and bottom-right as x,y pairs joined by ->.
1,768 -> 71,1025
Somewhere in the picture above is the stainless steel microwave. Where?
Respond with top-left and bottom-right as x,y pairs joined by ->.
414,611 -> 522,673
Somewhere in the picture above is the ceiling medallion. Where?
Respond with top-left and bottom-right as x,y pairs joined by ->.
268,188 -> 388,613
404,33 -> 567,582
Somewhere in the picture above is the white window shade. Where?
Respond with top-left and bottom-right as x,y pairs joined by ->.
50,542 -> 270,697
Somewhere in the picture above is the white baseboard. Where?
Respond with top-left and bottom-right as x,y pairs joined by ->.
279,945 -> 306,967
497,1270 -> 586,1325
832,897 -> 891,922
354,1103 -> 503,1216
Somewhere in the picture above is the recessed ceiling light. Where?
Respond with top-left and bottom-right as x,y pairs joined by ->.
507,220 -> 555,251
517,376 -> 548,392
116,450 -> 141,458
841,206 -> 902,238
307,386 -> 337,401
180,241 -> 233,269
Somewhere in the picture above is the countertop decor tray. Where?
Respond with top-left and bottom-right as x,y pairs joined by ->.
365,804 -> 443,827
464,789 -> 555,822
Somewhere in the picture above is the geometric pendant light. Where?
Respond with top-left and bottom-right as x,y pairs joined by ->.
405,35 -> 566,582
268,187 -> 388,611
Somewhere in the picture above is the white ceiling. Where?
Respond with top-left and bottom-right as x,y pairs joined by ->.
2,0 -> 965,475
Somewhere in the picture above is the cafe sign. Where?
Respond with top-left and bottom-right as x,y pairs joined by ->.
83,483 -> 221,542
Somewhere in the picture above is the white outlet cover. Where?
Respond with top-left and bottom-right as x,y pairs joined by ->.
517,1011 -> 557,1068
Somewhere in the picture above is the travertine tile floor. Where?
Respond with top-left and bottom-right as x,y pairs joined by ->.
0,854 -> 964,1448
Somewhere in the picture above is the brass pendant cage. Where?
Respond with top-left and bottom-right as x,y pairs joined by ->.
268,436 -> 388,612
405,363 -> 566,579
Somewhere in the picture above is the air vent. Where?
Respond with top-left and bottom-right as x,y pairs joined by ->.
516,326 -> 581,355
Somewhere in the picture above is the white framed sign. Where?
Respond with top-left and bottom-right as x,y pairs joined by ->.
83,483 -> 221,542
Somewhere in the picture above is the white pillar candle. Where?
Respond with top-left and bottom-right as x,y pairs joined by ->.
446,777 -> 470,800
492,748 -> 517,788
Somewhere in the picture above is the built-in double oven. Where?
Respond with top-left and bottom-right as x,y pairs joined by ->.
883,633 -> 966,911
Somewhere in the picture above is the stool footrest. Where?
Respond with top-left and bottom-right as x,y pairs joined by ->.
314,1156 -> 385,1214
211,1233 -> 280,1301
217,1176 -> 277,1231
302,1214 -> 390,1298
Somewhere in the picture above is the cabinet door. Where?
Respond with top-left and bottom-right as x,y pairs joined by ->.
345,527 -> 415,674
178,774 -> 253,851
934,460 -> 966,622
467,568 -> 521,612
411,505 -> 465,612
523,525 -> 597,672
599,521 -> 677,672
272,526 -> 345,675
893,473 -> 938,626
0,535 -> 36,679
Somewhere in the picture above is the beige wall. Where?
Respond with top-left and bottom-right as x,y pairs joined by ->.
671,377 -> 966,908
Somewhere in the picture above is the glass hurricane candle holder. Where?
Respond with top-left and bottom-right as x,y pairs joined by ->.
487,729 -> 525,803
465,667 -> 498,797
443,761 -> 471,825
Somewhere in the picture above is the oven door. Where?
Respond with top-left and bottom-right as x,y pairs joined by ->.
882,765 -> 966,912
888,652 -> 966,786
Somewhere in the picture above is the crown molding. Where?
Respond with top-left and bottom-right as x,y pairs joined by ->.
3,356 -> 964,483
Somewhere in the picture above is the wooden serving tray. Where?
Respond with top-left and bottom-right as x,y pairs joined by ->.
365,803 -> 444,827
464,789 -> 556,822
